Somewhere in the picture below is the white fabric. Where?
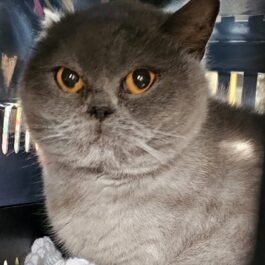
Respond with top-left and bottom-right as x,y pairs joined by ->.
24,237 -> 95,265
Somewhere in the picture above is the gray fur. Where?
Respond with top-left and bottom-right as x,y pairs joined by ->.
19,0 -> 264,264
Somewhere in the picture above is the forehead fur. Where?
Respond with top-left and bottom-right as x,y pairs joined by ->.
38,1 -> 166,43
32,1 -> 179,75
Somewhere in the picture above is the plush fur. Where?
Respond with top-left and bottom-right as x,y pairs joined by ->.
19,0 -> 264,264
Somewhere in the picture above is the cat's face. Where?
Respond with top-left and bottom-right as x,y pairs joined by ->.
19,0 -> 219,176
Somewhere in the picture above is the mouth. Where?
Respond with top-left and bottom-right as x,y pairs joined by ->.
96,122 -> 103,135
92,122 -> 114,145
91,123 -> 103,143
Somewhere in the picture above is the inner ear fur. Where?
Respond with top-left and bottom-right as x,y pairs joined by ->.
161,0 -> 220,60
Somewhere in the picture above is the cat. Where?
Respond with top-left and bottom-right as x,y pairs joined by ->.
19,0 -> 265,264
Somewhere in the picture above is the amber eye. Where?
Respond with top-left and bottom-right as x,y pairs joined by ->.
123,69 -> 156,95
55,66 -> 84,93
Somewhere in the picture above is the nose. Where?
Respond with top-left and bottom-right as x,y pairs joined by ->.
88,106 -> 115,121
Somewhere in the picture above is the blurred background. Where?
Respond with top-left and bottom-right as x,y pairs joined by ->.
0,0 -> 265,264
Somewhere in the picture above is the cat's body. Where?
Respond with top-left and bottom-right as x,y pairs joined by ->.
42,101 -> 264,265
19,0 -> 264,264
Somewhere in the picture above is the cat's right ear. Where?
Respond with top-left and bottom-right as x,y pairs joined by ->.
42,9 -> 65,30
160,0 -> 220,60
37,9 -> 66,40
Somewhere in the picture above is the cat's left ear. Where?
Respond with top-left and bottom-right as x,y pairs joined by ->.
161,0 -> 220,60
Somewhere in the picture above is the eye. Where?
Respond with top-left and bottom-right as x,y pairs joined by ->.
123,69 -> 156,95
55,66 -> 84,93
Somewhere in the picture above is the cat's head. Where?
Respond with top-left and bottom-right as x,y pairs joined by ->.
19,0 -> 219,176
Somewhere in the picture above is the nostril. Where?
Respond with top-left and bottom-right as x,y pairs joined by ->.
88,106 -> 115,121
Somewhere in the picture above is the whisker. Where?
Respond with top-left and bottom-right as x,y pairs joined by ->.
131,137 -> 166,163
152,129 -> 187,140
115,119 -> 186,142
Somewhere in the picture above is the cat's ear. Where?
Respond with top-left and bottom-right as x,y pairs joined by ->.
161,0 -> 220,60
42,9 -> 65,30
41,0 -> 76,31
36,9 -> 65,40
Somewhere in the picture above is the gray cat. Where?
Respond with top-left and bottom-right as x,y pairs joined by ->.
19,0 -> 265,264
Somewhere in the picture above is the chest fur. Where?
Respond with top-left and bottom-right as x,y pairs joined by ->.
44,155 -> 261,265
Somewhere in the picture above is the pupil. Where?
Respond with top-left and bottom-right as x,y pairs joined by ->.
132,69 -> 150,89
62,68 -> 79,88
